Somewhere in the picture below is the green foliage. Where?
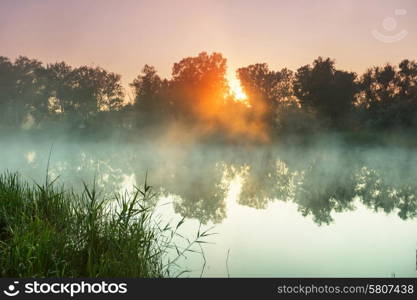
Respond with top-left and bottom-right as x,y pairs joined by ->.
237,64 -> 298,131
358,60 -> 417,129
0,172 -> 208,277
294,57 -> 358,128
0,56 -> 124,130
0,53 -> 416,139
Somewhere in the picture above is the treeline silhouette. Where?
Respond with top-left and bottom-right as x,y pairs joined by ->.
1,52 -> 416,141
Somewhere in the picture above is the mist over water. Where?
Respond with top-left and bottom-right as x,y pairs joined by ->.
2,133 -> 417,277
1,0 -> 417,279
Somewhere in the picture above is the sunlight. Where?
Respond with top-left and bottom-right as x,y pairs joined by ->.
25,151 -> 36,164
119,173 -> 136,195
227,74 -> 248,102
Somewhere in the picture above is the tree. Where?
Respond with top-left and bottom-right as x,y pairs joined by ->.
359,60 -> 417,128
69,66 -> 124,114
43,62 -> 73,117
294,57 -> 358,128
1,56 -> 48,128
0,56 -> 17,127
237,63 -> 297,130
45,64 -> 124,126
170,52 -> 228,121
130,65 -> 170,124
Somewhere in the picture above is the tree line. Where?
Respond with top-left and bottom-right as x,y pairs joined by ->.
0,52 -> 416,139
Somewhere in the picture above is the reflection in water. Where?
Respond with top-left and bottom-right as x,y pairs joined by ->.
292,153 -> 358,225
169,162 -> 227,224
3,139 -> 417,277
357,167 -> 417,220
3,141 -> 417,226
25,151 -> 36,164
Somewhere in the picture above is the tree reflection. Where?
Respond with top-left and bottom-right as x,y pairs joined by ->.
356,167 -> 417,220
293,154 -> 358,225
165,147 -> 417,226
168,161 -> 227,224
6,142 -> 417,226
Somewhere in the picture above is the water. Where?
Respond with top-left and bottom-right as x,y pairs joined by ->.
2,136 -> 417,277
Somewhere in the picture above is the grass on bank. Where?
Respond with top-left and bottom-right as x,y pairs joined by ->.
0,172 -> 211,277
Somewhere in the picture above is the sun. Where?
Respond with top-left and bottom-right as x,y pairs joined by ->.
227,75 -> 248,101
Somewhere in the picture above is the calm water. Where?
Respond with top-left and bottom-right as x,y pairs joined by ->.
2,137 -> 417,277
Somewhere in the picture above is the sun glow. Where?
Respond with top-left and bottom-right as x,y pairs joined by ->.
227,75 -> 248,101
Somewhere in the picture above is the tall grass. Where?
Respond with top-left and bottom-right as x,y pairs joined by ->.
0,172 -> 211,277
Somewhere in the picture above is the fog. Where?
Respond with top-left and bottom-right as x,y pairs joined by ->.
2,133 -> 417,225
2,131 -> 417,276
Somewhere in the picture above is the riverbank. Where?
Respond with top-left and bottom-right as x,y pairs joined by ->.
0,172 -> 201,277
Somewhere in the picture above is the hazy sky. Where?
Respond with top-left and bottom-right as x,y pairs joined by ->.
1,0 -> 416,90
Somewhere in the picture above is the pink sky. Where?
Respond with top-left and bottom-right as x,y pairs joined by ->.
0,0 -> 415,92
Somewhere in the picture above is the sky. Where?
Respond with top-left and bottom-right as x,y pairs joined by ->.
0,0 -> 416,93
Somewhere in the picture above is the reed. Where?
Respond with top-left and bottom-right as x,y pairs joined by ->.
0,172 -> 210,277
